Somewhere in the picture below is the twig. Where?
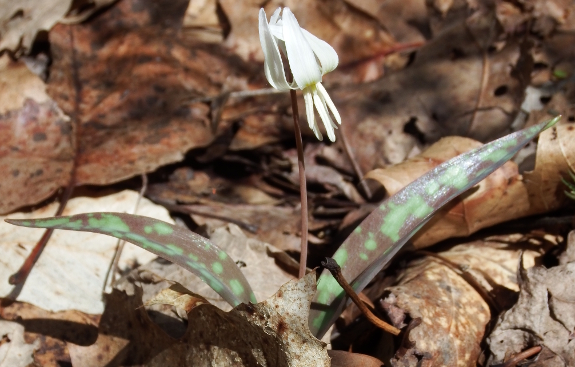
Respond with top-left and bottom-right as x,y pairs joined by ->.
395,317 -> 423,358
149,198 -> 258,233
9,27 -> 82,287
290,89 -> 309,279
104,174 -> 148,291
490,345 -> 542,367
321,257 -> 400,335
465,19 -> 495,135
336,127 -> 372,200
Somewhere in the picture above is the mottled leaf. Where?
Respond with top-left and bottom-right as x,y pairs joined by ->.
310,116 -> 560,337
5,213 -> 256,307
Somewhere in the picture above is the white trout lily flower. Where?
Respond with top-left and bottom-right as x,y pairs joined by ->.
259,7 -> 341,142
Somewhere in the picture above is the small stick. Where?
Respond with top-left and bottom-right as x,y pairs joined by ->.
490,345 -> 542,367
104,174 -> 148,291
336,127 -> 372,199
8,182 -> 75,285
321,257 -> 400,335
290,89 -> 309,279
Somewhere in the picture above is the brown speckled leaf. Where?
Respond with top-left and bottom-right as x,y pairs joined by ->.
69,272 -> 329,366
380,235 -> 546,367
486,232 -> 575,366
0,55 -> 73,214
45,0 -> 261,186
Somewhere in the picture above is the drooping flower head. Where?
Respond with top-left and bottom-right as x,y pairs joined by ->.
258,7 -> 341,142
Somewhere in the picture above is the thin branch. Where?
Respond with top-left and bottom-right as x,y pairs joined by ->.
490,346 -> 542,367
336,127 -> 372,200
9,27 -> 82,287
104,174 -> 148,291
322,257 -> 401,335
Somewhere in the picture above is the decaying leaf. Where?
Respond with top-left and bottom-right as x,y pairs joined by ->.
380,235 -> 545,366
0,320 -> 38,367
45,0 -> 227,186
524,124 -> 575,215
487,234 -> 575,366
144,283 -> 210,318
0,0 -> 72,53
0,300 -> 100,366
0,190 -> 169,314
69,272 -> 329,366
0,55 -> 73,214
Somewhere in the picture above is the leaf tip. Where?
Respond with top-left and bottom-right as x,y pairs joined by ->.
542,115 -> 561,131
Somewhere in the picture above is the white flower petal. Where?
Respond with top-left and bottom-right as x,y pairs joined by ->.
270,7 -> 282,24
259,9 -> 291,91
313,89 -> 336,142
318,93 -> 339,130
282,8 -> 322,89
316,82 -> 341,125
269,24 -> 283,40
304,88 -> 322,141
301,29 -> 339,75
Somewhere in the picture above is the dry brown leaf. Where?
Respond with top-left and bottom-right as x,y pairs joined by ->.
0,55 -> 73,214
69,272 -> 329,366
332,8 -> 531,173
328,349 -> 384,367
383,255 -> 490,366
380,235 -> 544,366
0,0 -> 71,53
144,283 -> 210,318
524,124 -> 575,215
0,320 -> 38,367
190,205 -> 303,252
0,300 -> 99,366
45,0 -> 254,186
487,238 -> 575,366
342,0 -> 428,44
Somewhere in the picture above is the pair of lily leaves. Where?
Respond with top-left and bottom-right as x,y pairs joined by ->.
6,116 -> 560,338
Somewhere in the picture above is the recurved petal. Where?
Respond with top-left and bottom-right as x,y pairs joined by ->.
282,8 -> 322,89
301,29 -> 339,75
313,90 -> 336,142
259,8 -> 291,91
304,88 -> 322,141
270,7 -> 282,24
316,82 -> 341,124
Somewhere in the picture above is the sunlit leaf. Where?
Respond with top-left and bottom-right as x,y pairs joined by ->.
6,213 -> 256,307
309,116 -> 560,337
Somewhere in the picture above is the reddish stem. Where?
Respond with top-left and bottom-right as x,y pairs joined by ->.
290,89 -> 308,278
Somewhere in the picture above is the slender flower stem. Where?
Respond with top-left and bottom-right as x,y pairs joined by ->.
290,89 -> 309,278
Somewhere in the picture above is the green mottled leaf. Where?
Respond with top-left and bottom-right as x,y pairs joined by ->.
310,116 -> 560,337
562,169 -> 575,200
5,213 -> 256,307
